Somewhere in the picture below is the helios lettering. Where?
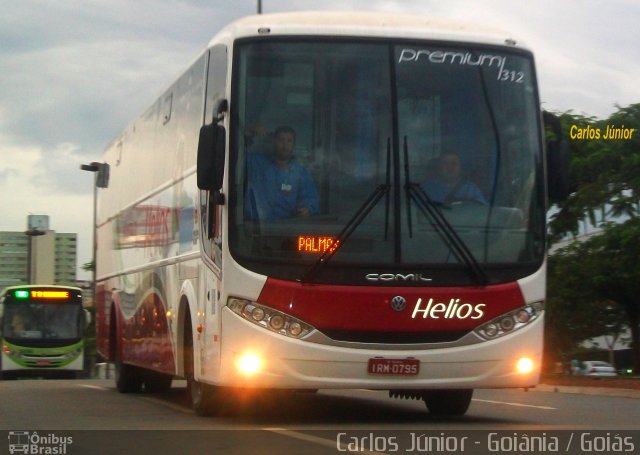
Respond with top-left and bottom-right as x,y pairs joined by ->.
411,298 -> 485,320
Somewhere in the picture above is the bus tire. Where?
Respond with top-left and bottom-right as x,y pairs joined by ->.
188,378 -> 219,416
422,389 -> 473,416
115,361 -> 143,393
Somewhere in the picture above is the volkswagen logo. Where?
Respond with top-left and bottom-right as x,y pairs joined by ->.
390,295 -> 407,312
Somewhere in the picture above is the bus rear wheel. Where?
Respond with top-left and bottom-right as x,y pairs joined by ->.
422,389 -> 473,416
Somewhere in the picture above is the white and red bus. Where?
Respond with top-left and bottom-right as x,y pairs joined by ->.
95,12 -> 567,415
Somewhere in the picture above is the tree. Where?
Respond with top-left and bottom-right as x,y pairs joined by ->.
549,104 -> 640,239
586,220 -> 640,372
545,242 -> 628,367
547,104 -> 640,372
547,223 -> 639,371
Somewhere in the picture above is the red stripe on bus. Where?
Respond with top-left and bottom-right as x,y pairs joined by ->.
258,278 -> 524,333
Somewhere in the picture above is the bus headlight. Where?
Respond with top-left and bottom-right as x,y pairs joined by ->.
474,301 -> 543,340
227,298 -> 314,339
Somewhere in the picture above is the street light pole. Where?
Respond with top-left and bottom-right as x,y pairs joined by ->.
80,161 -> 110,306
80,163 -> 100,305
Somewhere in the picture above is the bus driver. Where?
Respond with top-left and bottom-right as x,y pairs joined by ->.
245,126 -> 319,221
421,151 -> 487,205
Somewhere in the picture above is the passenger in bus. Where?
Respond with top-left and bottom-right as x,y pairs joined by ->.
420,151 -> 487,205
245,126 -> 319,221
51,309 -> 77,338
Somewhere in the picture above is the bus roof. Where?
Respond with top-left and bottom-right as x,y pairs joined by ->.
211,11 -> 526,50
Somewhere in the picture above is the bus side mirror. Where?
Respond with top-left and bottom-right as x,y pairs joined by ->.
546,138 -> 570,202
197,123 -> 226,191
543,111 -> 570,203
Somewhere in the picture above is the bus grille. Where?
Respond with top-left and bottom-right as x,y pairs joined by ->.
22,354 -> 68,368
321,330 -> 470,344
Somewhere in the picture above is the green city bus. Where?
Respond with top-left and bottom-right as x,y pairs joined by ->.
0,285 -> 89,379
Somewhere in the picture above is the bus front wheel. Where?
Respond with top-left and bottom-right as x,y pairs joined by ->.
188,377 -> 220,416
422,389 -> 473,416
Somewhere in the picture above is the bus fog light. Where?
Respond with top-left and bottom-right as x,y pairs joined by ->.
483,323 -> 499,338
517,357 -> 534,374
237,352 -> 262,376
269,315 -> 285,331
500,317 -> 515,331
515,309 -> 530,323
241,304 -> 255,319
288,322 -> 302,337
251,307 -> 265,322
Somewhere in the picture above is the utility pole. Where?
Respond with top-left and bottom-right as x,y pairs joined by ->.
80,162 -> 110,307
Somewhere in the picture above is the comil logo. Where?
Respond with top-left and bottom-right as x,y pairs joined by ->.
366,273 -> 432,283
411,298 -> 485,320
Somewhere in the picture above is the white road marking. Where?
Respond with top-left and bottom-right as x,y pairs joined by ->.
77,384 -> 111,391
473,398 -> 556,410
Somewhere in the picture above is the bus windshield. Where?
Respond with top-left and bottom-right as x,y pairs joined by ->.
3,302 -> 83,341
229,39 -> 545,285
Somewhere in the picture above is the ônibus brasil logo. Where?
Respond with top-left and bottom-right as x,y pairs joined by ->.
411,297 -> 485,320
8,431 -> 73,455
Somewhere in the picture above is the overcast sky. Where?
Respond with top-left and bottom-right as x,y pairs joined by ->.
1,0 -> 638,279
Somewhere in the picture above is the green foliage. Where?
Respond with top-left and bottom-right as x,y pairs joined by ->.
546,241 -> 621,361
546,103 -> 640,372
548,104 -> 640,240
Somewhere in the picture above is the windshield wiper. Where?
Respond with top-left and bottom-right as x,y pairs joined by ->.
405,182 -> 489,285
405,183 -> 488,285
299,141 -> 393,283
403,137 -> 487,285
299,183 -> 391,283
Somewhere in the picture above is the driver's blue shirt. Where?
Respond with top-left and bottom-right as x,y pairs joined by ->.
420,178 -> 487,205
245,153 -> 319,221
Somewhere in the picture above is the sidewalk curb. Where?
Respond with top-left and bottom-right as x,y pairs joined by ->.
535,383 -> 640,399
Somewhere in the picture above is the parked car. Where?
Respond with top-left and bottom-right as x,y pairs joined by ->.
580,360 -> 617,377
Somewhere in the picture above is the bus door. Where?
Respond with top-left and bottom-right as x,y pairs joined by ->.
198,44 -> 228,378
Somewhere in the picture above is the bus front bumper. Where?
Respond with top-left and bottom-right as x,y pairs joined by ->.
214,307 -> 542,390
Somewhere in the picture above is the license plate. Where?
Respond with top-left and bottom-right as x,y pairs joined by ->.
36,360 -> 51,366
368,357 -> 420,375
